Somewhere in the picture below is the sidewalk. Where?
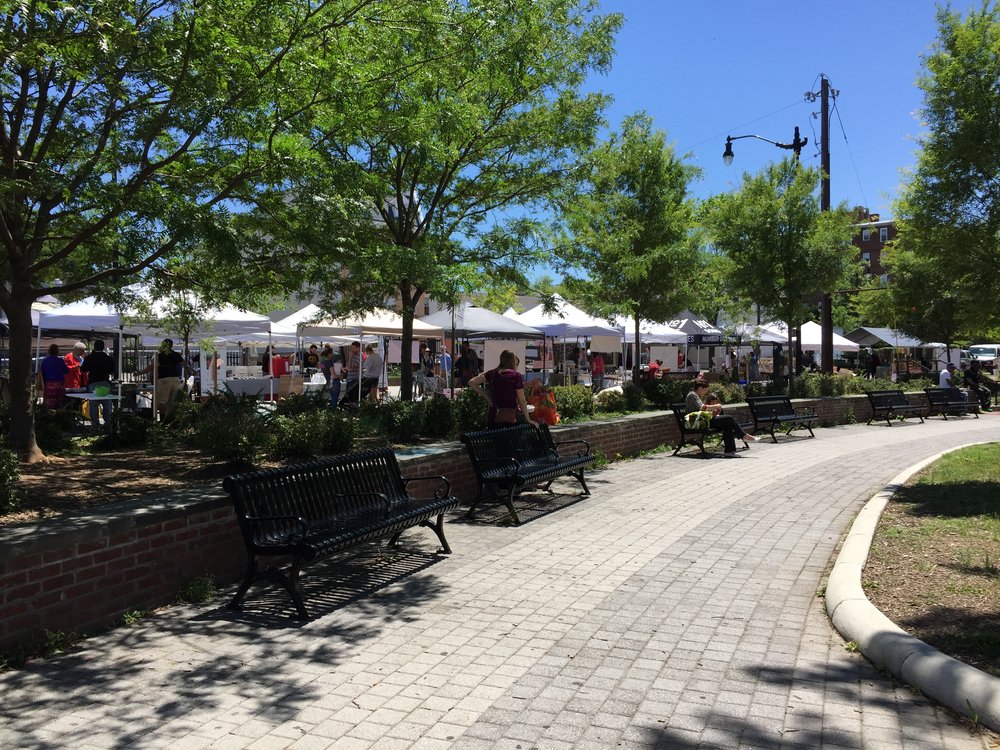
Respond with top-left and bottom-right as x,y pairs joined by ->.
2,417 -> 1000,749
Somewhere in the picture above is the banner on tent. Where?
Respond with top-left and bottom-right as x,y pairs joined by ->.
688,334 -> 722,345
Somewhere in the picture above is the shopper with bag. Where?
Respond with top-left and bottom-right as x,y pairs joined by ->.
467,350 -> 536,429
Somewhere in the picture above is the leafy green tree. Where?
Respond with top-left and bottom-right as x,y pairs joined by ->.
894,4 -> 1000,330
701,158 -> 856,390
0,1 -> 374,459
299,0 -> 621,399
561,112 -> 703,382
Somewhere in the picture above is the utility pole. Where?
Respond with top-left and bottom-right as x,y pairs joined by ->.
812,76 -> 834,373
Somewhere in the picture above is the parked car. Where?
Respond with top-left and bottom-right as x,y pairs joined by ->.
968,344 -> 1000,372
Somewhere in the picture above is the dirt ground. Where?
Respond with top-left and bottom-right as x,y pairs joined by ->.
3,447 -> 236,525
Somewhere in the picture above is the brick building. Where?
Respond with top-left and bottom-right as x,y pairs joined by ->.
852,218 -> 896,279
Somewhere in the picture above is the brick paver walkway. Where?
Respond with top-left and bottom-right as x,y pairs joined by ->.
3,417 -> 1000,749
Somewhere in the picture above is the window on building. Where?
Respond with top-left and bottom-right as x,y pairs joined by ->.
862,229 -> 871,241
862,251 -> 871,265
879,227 -> 888,242
880,274 -> 888,283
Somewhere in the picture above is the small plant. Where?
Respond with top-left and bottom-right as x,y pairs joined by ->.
590,448 -> 609,469
41,629 -> 76,657
122,609 -> 147,625
0,445 -> 21,514
623,383 -> 645,412
420,395 -> 455,438
268,414 -> 324,459
32,406 -> 79,452
375,399 -> 427,442
551,385 -> 595,421
178,574 -> 216,605
816,584 -> 827,598
193,392 -> 269,467
454,388 -> 488,432
595,388 -> 627,413
315,409 -> 356,455
844,640 -> 860,653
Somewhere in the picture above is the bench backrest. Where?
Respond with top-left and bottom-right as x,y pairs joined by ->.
924,387 -> 965,405
868,390 -> 908,409
461,424 -> 554,473
748,396 -> 795,417
224,448 -> 408,538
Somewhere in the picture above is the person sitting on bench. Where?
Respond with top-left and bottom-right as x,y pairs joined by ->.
686,379 -> 757,456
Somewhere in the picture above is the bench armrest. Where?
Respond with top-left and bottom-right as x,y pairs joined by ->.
245,514 -> 310,545
401,474 -> 453,500
552,438 -> 592,457
475,457 -> 521,476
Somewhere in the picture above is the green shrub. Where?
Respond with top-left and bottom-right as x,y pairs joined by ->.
551,385 -> 595,421
0,446 -> 20,513
33,406 -> 78,452
268,414 -> 324,459
641,379 -> 688,409
275,392 -> 329,416
595,388 -> 628,413
193,392 -> 269,467
623,383 -> 646,411
455,388 -> 488,433
95,413 -> 152,450
421,396 -> 456,438
315,409 -> 356,454
376,399 -> 427,442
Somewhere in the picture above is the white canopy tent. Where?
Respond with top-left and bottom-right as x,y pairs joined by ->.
295,308 -> 444,403
421,303 -> 543,339
615,317 -> 687,345
763,321 -> 859,352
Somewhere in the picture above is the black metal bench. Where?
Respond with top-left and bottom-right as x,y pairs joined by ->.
924,387 -> 979,419
866,390 -> 927,426
747,396 -> 816,442
460,423 -> 594,524
670,402 -> 750,456
224,447 -> 459,619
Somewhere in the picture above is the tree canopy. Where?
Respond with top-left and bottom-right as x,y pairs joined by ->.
561,112 -> 703,379
891,3 -> 1000,340
701,158 -> 856,386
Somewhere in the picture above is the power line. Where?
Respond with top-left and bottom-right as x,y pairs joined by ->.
831,99 -> 871,211
680,100 -> 803,153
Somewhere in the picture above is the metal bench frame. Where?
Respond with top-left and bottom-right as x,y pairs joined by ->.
224,447 -> 459,619
747,396 -> 816,443
460,423 -> 594,525
924,387 -> 979,420
866,390 -> 927,426
670,402 -> 750,456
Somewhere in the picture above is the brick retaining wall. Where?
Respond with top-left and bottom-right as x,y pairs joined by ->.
0,394 -> 880,650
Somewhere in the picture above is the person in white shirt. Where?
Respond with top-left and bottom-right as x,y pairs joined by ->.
939,362 -> 956,388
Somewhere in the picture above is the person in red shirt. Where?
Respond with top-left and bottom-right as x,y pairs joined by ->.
591,352 -> 605,392
64,341 -> 87,389
647,358 -> 662,380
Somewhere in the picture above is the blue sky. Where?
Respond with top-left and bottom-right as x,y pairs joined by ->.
582,0 -> 977,218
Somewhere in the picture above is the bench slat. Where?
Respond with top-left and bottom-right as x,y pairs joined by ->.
224,447 -> 460,619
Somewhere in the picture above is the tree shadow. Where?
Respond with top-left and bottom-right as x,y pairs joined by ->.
892,480 -> 1000,519
888,605 -> 1000,677
449,486 -> 594,526
0,540 -> 452,749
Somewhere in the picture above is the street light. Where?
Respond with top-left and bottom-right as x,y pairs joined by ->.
722,127 -> 808,166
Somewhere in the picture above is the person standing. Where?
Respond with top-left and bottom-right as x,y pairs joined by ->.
591,352 -> 605,393
64,341 -> 87,390
81,340 -> 116,432
963,360 -> 992,411
438,348 -> 453,392
467,350 -> 536,429
748,349 -> 759,382
339,341 -> 363,406
360,343 -> 383,401
139,338 -> 186,421
39,344 -> 69,408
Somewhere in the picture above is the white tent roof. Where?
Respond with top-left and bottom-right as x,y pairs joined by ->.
615,317 -> 687,345
514,295 -> 622,339
298,308 -> 443,338
38,298 -> 142,333
763,321 -> 859,351
274,303 -> 326,329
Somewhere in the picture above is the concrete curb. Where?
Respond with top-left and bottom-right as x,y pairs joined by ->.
826,442 -> 1000,731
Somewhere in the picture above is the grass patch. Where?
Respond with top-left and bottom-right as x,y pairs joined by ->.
863,443 -> 1000,677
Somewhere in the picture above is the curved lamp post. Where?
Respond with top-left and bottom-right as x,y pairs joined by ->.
722,127 -> 808,165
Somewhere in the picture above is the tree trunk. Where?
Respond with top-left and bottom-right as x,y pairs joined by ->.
633,317 -> 641,386
399,286 -> 415,401
5,295 -> 45,462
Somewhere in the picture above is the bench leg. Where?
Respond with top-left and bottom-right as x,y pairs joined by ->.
504,486 -> 520,526
466,483 -> 486,519
420,513 -> 453,554
573,469 -> 590,496
286,559 -> 309,620
228,556 -> 259,611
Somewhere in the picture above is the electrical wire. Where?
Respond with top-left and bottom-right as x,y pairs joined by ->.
680,100 -> 803,153
831,99 -> 870,211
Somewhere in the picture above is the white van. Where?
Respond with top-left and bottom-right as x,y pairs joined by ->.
968,344 -> 1000,372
